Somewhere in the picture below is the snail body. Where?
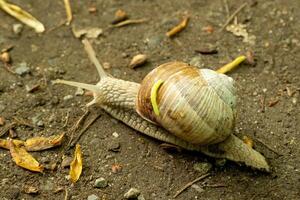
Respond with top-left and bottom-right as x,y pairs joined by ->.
54,39 -> 270,172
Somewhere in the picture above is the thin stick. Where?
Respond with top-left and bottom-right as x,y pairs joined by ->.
166,16 -> 189,37
0,122 -> 16,137
216,55 -> 246,74
223,0 -> 230,18
219,2 -> 247,31
66,110 -> 90,148
69,112 -> 101,148
255,138 -> 282,156
173,173 -> 210,198
64,188 -> 69,200
82,39 -> 108,79
63,0 -> 72,25
112,18 -> 147,27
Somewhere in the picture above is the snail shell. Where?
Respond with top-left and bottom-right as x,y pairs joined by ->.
136,62 -> 236,145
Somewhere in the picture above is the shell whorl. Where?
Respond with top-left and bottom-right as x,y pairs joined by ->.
136,62 -> 236,145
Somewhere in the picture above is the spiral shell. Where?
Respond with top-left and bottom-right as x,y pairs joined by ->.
136,62 -> 236,145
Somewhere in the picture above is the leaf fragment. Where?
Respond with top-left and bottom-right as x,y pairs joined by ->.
0,138 -> 23,149
69,144 -> 83,183
9,139 -> 44,172
0,0 -> 45,33
24,133 -> 65,151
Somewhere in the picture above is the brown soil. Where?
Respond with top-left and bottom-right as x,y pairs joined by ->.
0,0 -> 299,199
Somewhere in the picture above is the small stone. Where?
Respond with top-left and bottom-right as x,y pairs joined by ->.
137,195 -> 145,200
15,62 -> 30,75
108,141 -> 120,152
23,185 -> 39,194
25,84 -> 40,93
87,194 -> 99,200
146,35 -> 164,48
189,56 -> 203,68
75,88 -> 84,96
191,184 -> 204,193
94,177 -> 108,188
103,62 -> 111,69
124,188 -> 141,199
129,54 -> 147,69
63,95 -> 73,101
112,132 -> 119,138
0,52 -> 11,63
12,23 -> 23,35
31,44 -> 39,52
61,156 -> 73,168
193,162 -> 212,174
36,120 -> 44,127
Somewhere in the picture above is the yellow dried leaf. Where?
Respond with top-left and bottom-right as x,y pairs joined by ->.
9,139 -> 44,172
243,135 -> 254,148
69,144 -> 82,183
24,133 -> 65,151
0,139 -> 23,150
0,0 -> 45,33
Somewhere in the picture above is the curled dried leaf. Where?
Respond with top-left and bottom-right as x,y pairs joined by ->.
9,139 -> 44,172
24,133 -> 65,151
69,144 -> 83,183
166,16 -> 189,37
0,138 -> 23,150
0,0 -> 45,33
112,9 -> 128,24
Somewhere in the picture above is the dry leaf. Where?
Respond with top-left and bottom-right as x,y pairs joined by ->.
0,138 -> 23,149
23,185 -> 39,194
69,144 -> 83,183
0,0 -> 45,33
111,9 -> 128,24
226,23 -> 256,45
24,133 -> 65,151
111,163 -> 122,173
9,139 -> 44,172
166,16 -> 189,37
72,26 -> 103,39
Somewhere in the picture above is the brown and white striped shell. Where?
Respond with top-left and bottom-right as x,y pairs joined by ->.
136,62 -> 236,145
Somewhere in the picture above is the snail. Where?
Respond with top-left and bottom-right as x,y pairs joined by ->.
54,39 -> 270,172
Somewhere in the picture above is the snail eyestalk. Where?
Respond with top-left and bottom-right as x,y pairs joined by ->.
150,79 -> 164,116
217,55 -> 246,74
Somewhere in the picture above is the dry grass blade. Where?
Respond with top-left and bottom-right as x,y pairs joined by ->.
113,18 -> 147,27
24,133 -> 65,151
9,139 -> 44,172
166,16 -> 189,37
219,2 -> 247,31
69,144 -> 83,183
63,0 -> 72,25
0,0 -> 45,33
216,55 -> 246,74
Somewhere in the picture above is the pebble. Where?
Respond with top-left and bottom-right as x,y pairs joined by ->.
191,184 -> 204,193
108,141 -> 121,152
36,120 -> 44,127
94,177 -> 108,188
75,88 -> 84,96
189,56 -> 203,68
63,95 -> 73,101
193,162 -> 212,174
137,195 -> 146,200
87,194 -> 99,200
146,35 -> 164,48
112,132 -> 119,138
124,188 -> 141,199
61,156 -> 73,168
15,62 -> 30,76
12,23 -> 23,35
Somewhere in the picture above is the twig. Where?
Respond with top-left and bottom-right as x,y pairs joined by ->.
0,122 -> 16,137
173,173 -> 210,198
166,16 -> 189,37
63,0 -> 72,25
69,112 -> 101,148
12,117 -> 34,128
63,110 -> 70,128
219,2 -> 247,31
66,110 -> 90,148
223,0 -> 230,18
64,188 -> 69,200
112,19 -> 147,27
255,138 -> 283,156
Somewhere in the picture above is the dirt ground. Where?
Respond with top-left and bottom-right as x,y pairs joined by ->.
0,0 -> 299,199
